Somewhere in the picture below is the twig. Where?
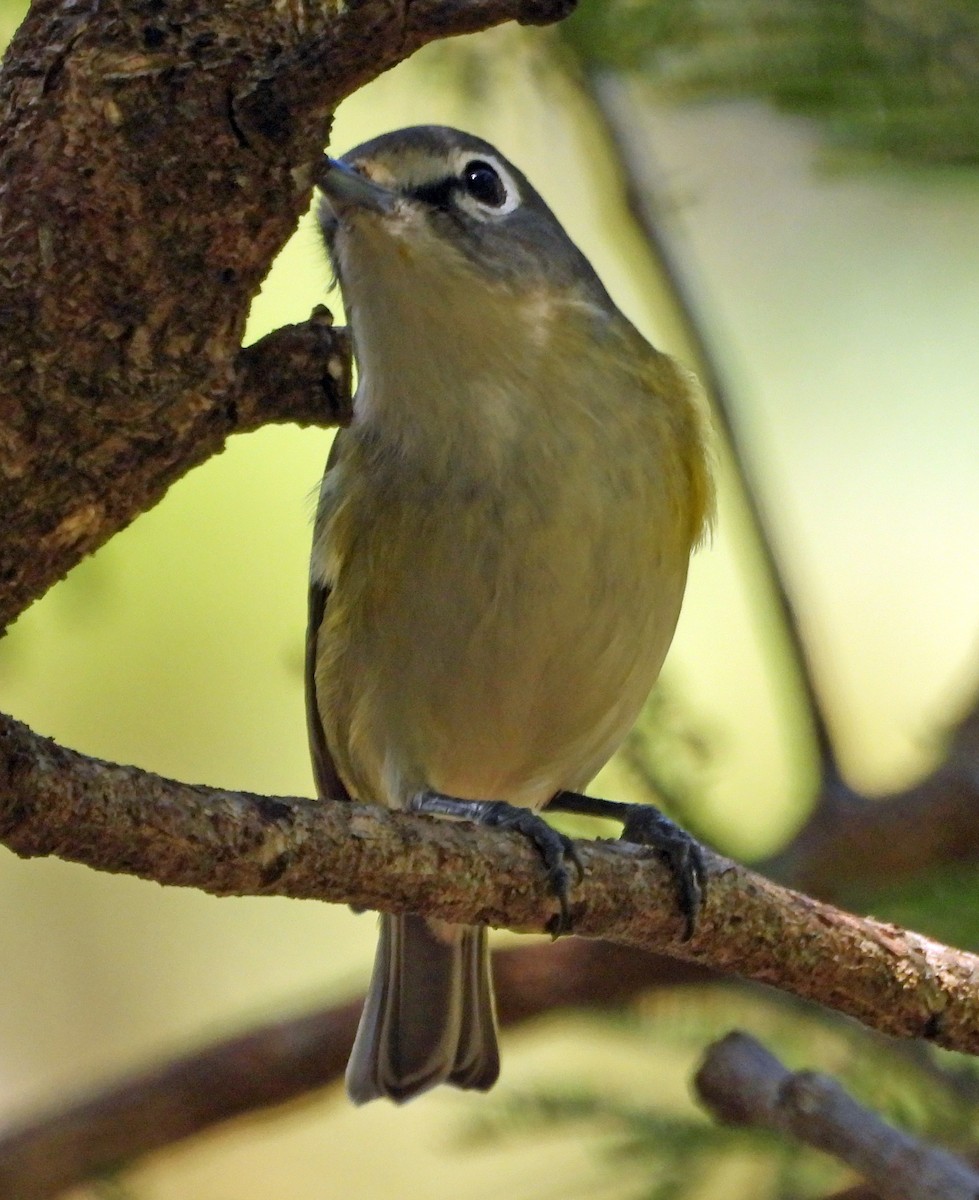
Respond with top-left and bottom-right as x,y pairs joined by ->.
3,711 -> 979,1056
695,1032 -> 979,1200
232,314 -> 353,431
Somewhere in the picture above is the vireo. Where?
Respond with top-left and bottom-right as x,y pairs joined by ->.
308,126 -> 713,1105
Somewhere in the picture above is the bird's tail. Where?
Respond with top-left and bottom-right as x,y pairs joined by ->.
346,912 -> 500,1104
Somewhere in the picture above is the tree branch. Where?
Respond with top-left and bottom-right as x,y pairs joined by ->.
0,1003 -> 362,1200
0,0 -> 572,634
1,673 -> 977,1197
7,680 -> 979,1200
232,312 -> 352,431
4,9 -> 979,1196
4,662 -> 976,1197
3,711 -> 979,1057
695,1032 -> 979,1200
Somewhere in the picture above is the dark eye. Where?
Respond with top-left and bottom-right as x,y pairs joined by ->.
461,160 -> 507,208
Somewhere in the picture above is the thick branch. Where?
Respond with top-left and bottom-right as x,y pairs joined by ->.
2,712 -> 979,1057
0,0 -> 572,633
695,1032 -> 979,1200
0,305 -> 351,617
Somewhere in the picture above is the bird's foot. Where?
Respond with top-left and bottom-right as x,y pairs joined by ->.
412,790 -> 584,936
546,791 -> 705,940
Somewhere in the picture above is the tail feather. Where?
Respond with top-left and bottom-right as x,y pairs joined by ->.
450,922 -> 500,1089
346,913 -> 500,1104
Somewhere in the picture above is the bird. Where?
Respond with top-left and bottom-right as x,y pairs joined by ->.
306,125 -> 714,1105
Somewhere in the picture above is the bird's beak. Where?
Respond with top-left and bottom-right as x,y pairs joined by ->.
317,157 -> 397,216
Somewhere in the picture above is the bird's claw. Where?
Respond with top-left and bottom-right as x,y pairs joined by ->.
479,802 -> 583,937
411,791 -> 583,937
620,805 -> 705,940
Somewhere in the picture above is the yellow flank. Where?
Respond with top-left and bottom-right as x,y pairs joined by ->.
624,324 -> 716,549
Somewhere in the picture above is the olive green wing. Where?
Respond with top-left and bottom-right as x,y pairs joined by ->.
305,433 -> 352,804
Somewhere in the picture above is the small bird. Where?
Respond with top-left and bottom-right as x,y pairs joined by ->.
307,126 -> 713,1105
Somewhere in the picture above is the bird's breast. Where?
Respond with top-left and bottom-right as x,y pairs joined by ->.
314,378 -> 694,810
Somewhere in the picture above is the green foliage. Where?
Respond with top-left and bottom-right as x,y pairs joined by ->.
559,0 -> 692,74
558,0 -> 979,165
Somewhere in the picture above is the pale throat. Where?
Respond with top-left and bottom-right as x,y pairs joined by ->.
339,220 -> 568,472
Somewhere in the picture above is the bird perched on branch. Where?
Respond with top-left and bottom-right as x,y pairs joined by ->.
307,126 -> 713,1105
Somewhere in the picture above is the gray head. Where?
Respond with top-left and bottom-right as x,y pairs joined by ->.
317,125 -> 614,312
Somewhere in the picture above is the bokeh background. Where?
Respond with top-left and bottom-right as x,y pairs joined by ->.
2,2 -> 979,1196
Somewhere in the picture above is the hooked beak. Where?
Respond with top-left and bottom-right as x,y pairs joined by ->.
317,157 -> 398,216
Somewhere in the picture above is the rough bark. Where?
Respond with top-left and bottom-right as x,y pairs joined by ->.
3,711 -> 979,1058
7,684 -> 979,1200
0,0 -> 572,632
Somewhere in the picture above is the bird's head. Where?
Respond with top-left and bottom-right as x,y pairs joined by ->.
317,125 -> 615,326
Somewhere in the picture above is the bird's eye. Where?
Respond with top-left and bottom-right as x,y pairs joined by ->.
461,160 -> 507,208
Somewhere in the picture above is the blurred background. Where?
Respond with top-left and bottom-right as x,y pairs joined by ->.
1,1 -> 979,1196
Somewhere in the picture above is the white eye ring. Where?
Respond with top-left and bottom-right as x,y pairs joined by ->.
451,151 -> 521,219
